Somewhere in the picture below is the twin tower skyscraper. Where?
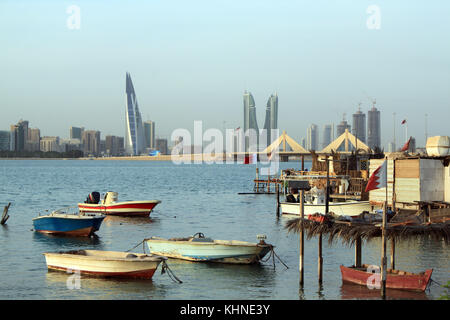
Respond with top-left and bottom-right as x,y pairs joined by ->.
243,91 -> 278,152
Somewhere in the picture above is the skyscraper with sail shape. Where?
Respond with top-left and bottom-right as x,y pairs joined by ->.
125,72 -> 145,156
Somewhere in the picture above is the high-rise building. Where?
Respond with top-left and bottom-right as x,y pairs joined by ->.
10,121 -> 28,152
263,93 -> 278,146
243,91 -> 259,152
144,120 -> 156,149
82,130 -> 101,156
336,118 -> 351,137
322,124 -> 333,149
367,103 -> 381,150
156,138 -> 168,155
70,126 -> 84,140
27,128 -> 41,152
307,124 -> 319,151
125,72 -> 145,155
60,138 -> 82,152
105,135 -> 124,156
352,107 -> 366,143
40,136 -> 60,152
0,131 -> 10,151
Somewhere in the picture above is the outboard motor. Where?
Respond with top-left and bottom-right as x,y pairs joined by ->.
85,191 -> 100,204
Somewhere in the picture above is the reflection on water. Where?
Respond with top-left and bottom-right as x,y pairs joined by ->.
340,283 -> 429,300
103,215 -> 155,226
44,269 -> 166,300
32,232 -> 103,252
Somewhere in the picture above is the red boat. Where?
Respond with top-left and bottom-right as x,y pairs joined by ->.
78,191 -> 161,217
340,264 -> 433,292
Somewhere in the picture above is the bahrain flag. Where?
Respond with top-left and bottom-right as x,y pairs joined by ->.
365,160 -> 387,192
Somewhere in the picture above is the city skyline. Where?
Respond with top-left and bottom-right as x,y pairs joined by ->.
1,1 -> 449,148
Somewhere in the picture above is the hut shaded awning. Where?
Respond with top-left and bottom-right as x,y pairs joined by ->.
285,218 -> 450,245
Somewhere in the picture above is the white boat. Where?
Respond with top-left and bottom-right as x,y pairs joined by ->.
281,187 -> 373,217
145,233 -> 272,264
280,200 -> 372,216
43,250 -> 167,279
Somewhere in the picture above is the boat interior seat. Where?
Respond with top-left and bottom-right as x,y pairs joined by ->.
168,237 -> 192,241
125,253 -> 138,259
189,237 -> 214,243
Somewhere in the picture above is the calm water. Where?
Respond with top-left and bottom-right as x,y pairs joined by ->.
0,160 -> 448,300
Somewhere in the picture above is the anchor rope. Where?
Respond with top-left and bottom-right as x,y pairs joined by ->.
161,260 -> 183,284
259,245 -> 289,269
125,240 -> 182,284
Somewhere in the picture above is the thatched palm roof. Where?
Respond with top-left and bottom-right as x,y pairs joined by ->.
285,218 -> 450,246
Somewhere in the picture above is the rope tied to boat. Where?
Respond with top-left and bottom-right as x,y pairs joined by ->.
125,240 -> 183,284
161,260 -> 183,284
259,245 -> 289,270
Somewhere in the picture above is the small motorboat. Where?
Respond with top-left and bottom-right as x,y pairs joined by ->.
78,191 -> 161,217
32,207 -> 105,237
43,250 -> 167,279
145,233 -> 272,264
340,264 -> 433,292
281,187 -> 373,217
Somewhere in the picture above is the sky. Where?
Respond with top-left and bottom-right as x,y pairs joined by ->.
1,0 -> 449,149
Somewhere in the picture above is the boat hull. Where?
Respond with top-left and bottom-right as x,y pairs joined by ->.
43,250 -> 165,280
280,201 -> 372,216
340,265 -> 433,292
33,215 -> 105,237
78,200 -> 160,217
146,238 -> 272,264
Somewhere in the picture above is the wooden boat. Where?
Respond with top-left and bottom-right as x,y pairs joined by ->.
43,250 -> 167,279
145,233 -> 272,264
78,191 -> 161,217
340,264 -> 433,292
32,207 -> 105,237
280,200 -> 372,216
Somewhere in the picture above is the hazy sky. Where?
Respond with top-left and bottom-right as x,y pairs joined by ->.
1,0 -> 449,148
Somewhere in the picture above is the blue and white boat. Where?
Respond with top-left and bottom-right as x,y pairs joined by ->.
145,233 -> 272,264
33,207 -> 105,237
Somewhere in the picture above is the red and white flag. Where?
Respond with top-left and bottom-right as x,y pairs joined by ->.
365,160 -> 387,192
401,137 -> 411,152
244,153 -> 257,164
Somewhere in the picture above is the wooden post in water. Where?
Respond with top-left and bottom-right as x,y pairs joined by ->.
256,167 -> 259,193
390,238 -> 396,270
1,203 -> 11,225
276,184 -> 280,217
299,189 -> 305,286
381,200 -> 388,299
301,155 -> 304,171
355,236 -> 362,267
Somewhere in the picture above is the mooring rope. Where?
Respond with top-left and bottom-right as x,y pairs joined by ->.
161,260 -> 183,284
259,245 -> 289,269
126,240 -> 145,252
125,240 -> 182,284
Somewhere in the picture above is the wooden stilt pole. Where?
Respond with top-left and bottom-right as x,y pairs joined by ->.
381,200 -> 388,299
390,238 -> 395,270
276,184 -> 280,216
355,236 -> 362,267
299,189 -> 305,286
301,155 -> 304,171
318,234 -> 323,284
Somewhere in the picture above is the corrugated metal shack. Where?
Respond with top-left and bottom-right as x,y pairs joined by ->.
369,153 -> 450,222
